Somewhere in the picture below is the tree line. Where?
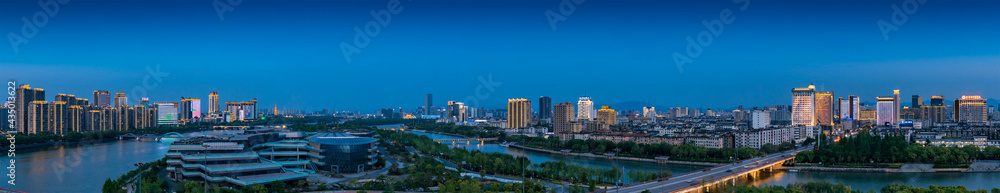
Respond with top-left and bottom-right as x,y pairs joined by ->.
796,131 -> 1000,165
730,181 -> 1000,193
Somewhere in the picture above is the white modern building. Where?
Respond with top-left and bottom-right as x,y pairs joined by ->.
791,84 -> 816,126
751,109 -> 770,129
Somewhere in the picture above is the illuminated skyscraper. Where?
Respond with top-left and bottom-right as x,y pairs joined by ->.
791,84 -> 816,126
93,90 -> 111,107
49,101 -> 67,135
876,96 -> 896,126
225,99 -> 257,121
839,95 -> 859,120
27,101 -> 48,134
596,106 -> 617,125
179,98 -> 202,123
208,91 -> 219,115
577,96 -> 593,120
912,95 -> 923,108
156,102 -> 179,126
923,95 -> 947,124
554,102 -> 575,133
114,90 -> 127,107
506,98 -> 532,128
893,90 -> 900,124
67,105 -> 84,133
815,91 -> 834,126
954,95 -> 987,123
15,84 -> 45,133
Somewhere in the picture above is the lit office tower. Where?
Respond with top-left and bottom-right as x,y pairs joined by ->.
954,95 -> 987,123
15,85 -> 45,133
27,101 -> 48,134
225,99 -> 258,121
923,95 -> 947,124
156,102 -> 179,126
114,90 -> 127,107
815,91 -> 834,126
791,84 -> 816,126
577,96 -> 594,120
553,102 -> 575,133
893,90 -> 900,124
93,90 -> 111,107
208,91 -> 219,114
179,98 -> 202,123
912,95 -> 923,108
76,98 -> 89,106
539,96 -> 552,121
506,99 -> 532,128
839,95 -> 859,120
140,97 -> 150,108
445,101 -> 467,122
876,96 -> 896,126
596,106 -> 617,125
54,93 -> 77,104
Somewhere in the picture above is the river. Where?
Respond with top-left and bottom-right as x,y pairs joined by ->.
0,130 -> 242,193
3,130 -> 997,193
410,131 -> 1000,192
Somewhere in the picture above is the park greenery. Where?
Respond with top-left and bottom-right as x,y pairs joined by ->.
730,181 -> 1000,193
102,158 -> 169,193
796,131 -> 1000,166
375,127 -> 672,187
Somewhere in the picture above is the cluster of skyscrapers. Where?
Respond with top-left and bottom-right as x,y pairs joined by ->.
2,83 -> 260,135
790,84 -> 992,130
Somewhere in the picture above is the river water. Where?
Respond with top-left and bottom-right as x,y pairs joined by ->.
0,130 -> 242,193
411,131 -> 1000,192
3,130 -> 997,193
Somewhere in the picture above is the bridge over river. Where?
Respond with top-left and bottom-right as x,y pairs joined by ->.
599,146 -> 813,193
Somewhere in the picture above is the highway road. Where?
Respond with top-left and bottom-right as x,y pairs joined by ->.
599,146 -> 814,193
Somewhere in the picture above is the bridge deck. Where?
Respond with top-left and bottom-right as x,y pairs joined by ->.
597,146 -> 812,193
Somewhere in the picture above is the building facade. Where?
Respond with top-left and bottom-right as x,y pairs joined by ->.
506,98 -> 532,128
791,84 -> 816,126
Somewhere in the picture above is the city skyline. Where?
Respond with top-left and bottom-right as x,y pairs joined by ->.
2,0 -> 1000,111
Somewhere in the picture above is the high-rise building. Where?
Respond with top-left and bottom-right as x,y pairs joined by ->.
93,90 -> 111,107
425,94 -> 433,114
751,109 -> 770,129
67,105 -> 84,133
445,101 -> 467,122
539,96 -> 552,121
815,91 -> 834,126
893,90 -> 900,124
179,98 -> 202,123
838,95 -> 860,120
553,102 -> 575,133
225,99 -> 258,121
49,101 -> 68,135
930,95 -> 945,106
954,95 -> 987,123
15,85 -> 45,133
114,90 -> 127,107
596,106 -> 616,125
577,96 -> 593,120
859,105 -> 877,122
912,95 -> 923,108
791,84 -> 816,126
208,91 -> 219,115
27,101 -> 48,134
156,102 -> 179,126
506,98 -> 531,128
876,96 -> 896,126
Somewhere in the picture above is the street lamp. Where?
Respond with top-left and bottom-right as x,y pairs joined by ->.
133,163 -> 144,193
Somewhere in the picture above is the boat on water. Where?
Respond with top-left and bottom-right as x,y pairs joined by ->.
788,169 -> 799,172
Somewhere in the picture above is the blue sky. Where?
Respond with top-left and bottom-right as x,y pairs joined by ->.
1,0 -> 999,112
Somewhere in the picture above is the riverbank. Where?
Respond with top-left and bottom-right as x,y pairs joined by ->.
2,128 -> 215,151
510,144 -> 722,167
780,162 -> 1000,173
